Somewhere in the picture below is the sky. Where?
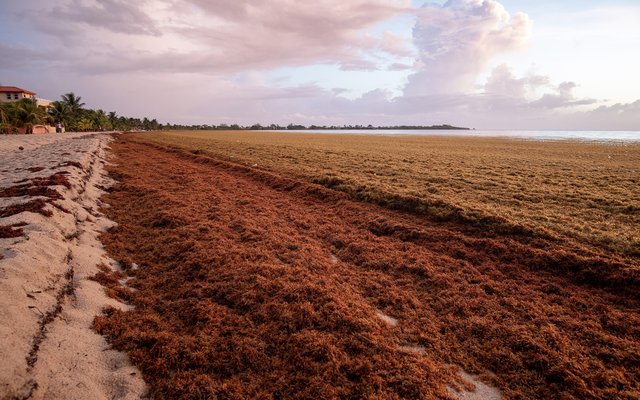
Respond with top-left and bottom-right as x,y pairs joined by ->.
1,0 -> 639,130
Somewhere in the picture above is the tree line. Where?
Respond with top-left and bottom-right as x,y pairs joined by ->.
164,123 -> 469,131
0,92 -> 161,134
1,90 -> 468,134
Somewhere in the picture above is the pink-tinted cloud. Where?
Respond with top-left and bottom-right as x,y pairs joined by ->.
7,0 -> 412,75
382,0 -> 619,129
166,0 -> 412,72
387,62 -> 414,71
530,81 -> 598,109
577,100 -> 640,130
50,0 -> 162,36
406,0 -> 532,95
484,64 -> 549,99
379,31 -> 414,57
0,43 -> 54,70
16,0 -> 161,38
1,0 -> 637,130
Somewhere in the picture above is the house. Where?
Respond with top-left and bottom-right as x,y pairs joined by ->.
0,86 -> 53,110
36,98 -> 53,110
0,86 -> 37,102
0,86 -> 57,134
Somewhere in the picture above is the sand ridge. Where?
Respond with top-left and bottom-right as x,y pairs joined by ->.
0,132 -> 146,400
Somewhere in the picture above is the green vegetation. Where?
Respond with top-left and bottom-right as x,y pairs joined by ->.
163,122 -> 469,131
50,92 -> 162,132
0,98 -> 46,134
1,89 -> 466,134
0,91 -> 162,134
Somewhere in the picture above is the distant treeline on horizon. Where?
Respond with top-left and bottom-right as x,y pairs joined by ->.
162,123 -> 470,131
0,89 -> 469,134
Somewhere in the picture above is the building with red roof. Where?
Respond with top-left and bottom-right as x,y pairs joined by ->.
0,86 -> 37,102
0,86 -> 57,134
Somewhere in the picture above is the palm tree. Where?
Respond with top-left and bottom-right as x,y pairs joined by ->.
90,109 -> 109,130
0,103 -> 7,122
77,117 -> 95,132
0,102 -> 9,124
61,92 -> 85,113
0,102 -> 12,134
59,92 -> 86,131
48,101 -> 71,127
13,98 -> 45,134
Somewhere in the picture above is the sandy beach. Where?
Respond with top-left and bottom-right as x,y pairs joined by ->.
0,133 -> 146,399
1,131 -> 638,399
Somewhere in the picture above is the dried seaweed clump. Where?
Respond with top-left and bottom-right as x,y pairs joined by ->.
0,199 -> 53,219
89,263 -> 135,303
0,222 -> 28,238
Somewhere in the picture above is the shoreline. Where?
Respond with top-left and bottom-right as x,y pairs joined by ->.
0,132 -> 146,399
156,129 -> 640,143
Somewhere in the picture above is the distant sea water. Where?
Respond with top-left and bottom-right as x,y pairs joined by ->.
280,130 -> 640,143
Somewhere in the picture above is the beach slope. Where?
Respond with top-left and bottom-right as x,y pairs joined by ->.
0,133 -> 146,400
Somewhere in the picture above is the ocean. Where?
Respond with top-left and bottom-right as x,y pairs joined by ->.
281,130 -> 640,142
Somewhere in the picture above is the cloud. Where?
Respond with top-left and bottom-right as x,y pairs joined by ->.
164,0 -> 413,72
484,64 -> 549,99
406,0 -> 532,96
387,62 -> 414,71
0,0 -> 637,130
0,43 -> 55,70
179,0 -> 410,35
567,100 -> 640,131
20,0 -> 161,37
3,0 -> 412,75
339,59 -> 379,72
529,82 -> 598,109
25,68 -> 634,131
379,31 -> 414,57
383,0 -> 619,129
480,65 -> 598,111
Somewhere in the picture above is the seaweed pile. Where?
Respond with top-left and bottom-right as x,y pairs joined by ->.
95,137 -> 639,399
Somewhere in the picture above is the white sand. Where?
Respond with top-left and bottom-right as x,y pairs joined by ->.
0,133 -> 146,400
375,310 -> 399,327
448,369 -> 502,400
